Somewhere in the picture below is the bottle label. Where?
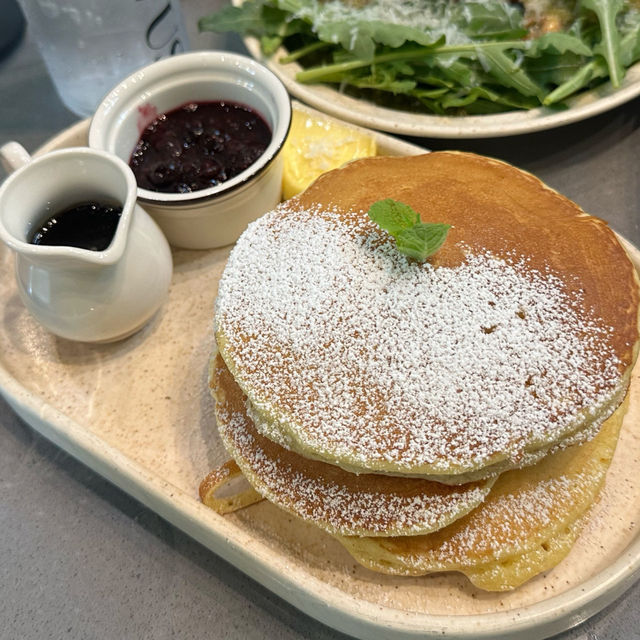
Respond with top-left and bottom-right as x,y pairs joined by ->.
145,1 -> 188,58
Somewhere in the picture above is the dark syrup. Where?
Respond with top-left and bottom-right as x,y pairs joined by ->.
129,101 -> 272,194
29,201 -> 122,251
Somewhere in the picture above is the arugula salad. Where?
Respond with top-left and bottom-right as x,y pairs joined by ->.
200,0 -> 640,115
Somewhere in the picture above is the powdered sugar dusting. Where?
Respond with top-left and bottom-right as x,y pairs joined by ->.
218,403 -> 491,537
427,475 -> 587,567
215,204 -> 623,473
340,472 -> 598,574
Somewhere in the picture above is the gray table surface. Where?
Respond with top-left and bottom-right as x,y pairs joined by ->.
1,2 -> 640,639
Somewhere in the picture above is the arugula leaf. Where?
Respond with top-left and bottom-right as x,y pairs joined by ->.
452,0 -> 525,39
351,75 -> 421,95
524,51 -> 588,87
543,58 -> 609,104
198,3 -> 265,35
581,0 -> 625,87
317,19 -> 446,62
478,47 -> 544,98
527,32 -> 593,57
368,199 -> 450,261
441,86 -> 539,111
198,1 -> 310,45
620,11 -> 640,67
426,60 -> 478,89
261,35 -> 283,55
295,39 -> 524,85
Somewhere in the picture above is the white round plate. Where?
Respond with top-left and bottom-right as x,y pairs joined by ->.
242,37 -> 640,139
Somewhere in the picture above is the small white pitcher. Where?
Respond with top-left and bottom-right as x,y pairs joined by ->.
0,143 -> 172,342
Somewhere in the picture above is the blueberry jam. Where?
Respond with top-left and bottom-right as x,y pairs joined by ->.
29,201 -> 122,251
129,101 -> 272,194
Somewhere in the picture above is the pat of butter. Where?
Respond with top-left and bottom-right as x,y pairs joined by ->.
281,108 -> 377,200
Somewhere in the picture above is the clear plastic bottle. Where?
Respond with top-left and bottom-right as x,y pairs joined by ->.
17,0 -> 189,117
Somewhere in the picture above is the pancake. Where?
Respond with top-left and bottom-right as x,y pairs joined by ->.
214,151 -> 639,482
463,518 -> 585,592
209,352 -> 495,537
335,392 -> 627,590
199,459 -> 263,515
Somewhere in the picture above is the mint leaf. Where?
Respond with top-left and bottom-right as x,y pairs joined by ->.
396,223 -> 452,261
368,199 -> 450,261
368,198 -> 419,236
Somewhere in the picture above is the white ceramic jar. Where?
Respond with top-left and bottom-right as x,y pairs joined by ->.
89,50 -> 292,249
0,144 -> 172,343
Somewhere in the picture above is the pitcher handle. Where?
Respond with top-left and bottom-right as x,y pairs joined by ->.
0,142 -> 32,174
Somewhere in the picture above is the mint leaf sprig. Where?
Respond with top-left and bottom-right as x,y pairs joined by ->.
368,199 -> 451,261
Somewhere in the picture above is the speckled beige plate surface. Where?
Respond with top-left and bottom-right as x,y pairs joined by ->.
1,109 -> 640,639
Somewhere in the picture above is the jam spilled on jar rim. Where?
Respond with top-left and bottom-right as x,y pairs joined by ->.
129,101 -> 272,194
29,201 -> 122,251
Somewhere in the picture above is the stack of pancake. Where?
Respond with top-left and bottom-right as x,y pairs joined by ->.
202,151 -> 640,591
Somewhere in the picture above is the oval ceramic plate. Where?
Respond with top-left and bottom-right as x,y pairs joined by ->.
1,108 -> 640,640
241,37 -> 640,139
